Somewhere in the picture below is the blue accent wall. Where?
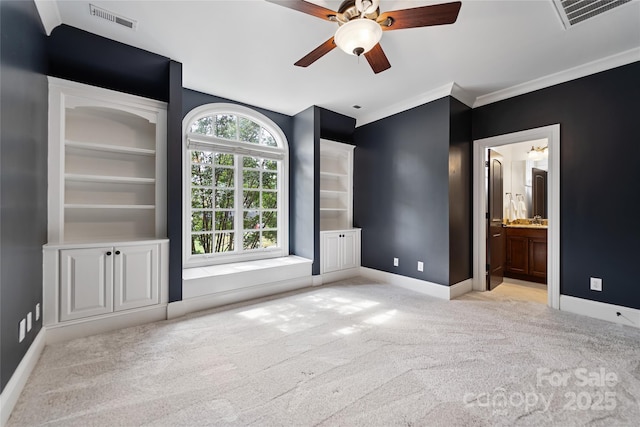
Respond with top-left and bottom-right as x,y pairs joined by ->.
291,106 -> 320,274
473,62 -> 640,309
0,0 -> 48,392
449,98 -> 473,285
354,98 -> 452,285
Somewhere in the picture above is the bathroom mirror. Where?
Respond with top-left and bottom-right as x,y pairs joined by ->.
491,139 -> 548,220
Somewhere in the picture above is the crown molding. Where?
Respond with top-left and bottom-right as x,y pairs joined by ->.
34,0 -> 62,36
473,47 -> 640,108
355,82 -> 474,127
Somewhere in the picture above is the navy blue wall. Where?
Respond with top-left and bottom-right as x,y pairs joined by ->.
449,98 -> 473,285
48,25 -> 170,102
354,98 -> 452,285
0,0 -> 48,392
473,62 -> 640,309
291,106 -> 320,274
319,107 -> 356,144
167,61 -> 183,302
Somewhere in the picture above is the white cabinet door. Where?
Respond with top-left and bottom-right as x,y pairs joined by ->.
322,232 -> 342,273
113,244 -> 159,312
60,247 -> 113,321
341,231 -> 358,270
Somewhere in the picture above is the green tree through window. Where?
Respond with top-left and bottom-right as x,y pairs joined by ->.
186,107 -> 286,265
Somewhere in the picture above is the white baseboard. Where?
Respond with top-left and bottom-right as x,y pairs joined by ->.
169,276 -> 313,318
450,279 -> 474,299
360,267 -> 452,299
1,330 -> 46,427
560,295 -> 640,329
319,267 -> 361,285
45,304 -> 168,344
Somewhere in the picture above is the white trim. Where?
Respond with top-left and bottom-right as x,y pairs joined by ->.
169,276 -> 313,319
44,304 -> 168,345
182,256 -> 312,299
355,82 -> 474,127
473,48 -> 640,108
182,103 -> 290,268
320,267 -> 362,285
0,330 -> 46,427
359,267 -> 468,300
34,0 -> 62,36
450,279 -> 474,299
473,124 -> 561,309
560,295 -> 640,329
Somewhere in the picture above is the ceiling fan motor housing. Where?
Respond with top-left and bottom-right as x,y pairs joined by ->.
338,0 -> 380,22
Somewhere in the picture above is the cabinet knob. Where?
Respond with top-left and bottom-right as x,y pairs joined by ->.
115,250 -> 121,255
106,251 -> 112,256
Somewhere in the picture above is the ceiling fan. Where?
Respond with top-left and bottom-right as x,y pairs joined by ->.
265,0 -> 462,74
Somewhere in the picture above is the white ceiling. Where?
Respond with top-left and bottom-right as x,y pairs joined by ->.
45,0 -> 640,124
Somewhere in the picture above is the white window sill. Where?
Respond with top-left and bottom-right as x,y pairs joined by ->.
182,256 -> 312,299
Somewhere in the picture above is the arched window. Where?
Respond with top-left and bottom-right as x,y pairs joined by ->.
183,103 -> 288,266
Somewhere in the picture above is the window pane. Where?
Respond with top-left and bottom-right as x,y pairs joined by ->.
243,232 -> 260,250
263,159 -> 278,171
239,117 -> 260,144
243,211 -> 260,230
215,153 -> 234,166
191,188 -> 212,209
243,156 -> 259,169
244,191 -> 260,209
215,114 -> 237,139
263,211 -> 277,229
191,211 -> 213,232
190,117 -> 213,135
260,128 -> 277,147
192,234 -> 213,254
215,211 -> 235,231
215,168 -> 234,188
262,191 -> 277,209
215,189 -> 234,209
191,165 -> 213,186
191,150 -> 213,164
263,231 -> 278,248
262,172 -> 277,190
214,233 -> 235,253
243,170 -> 260,189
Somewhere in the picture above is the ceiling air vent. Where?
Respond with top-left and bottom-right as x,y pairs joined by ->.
552,0 -> 631,28
89,4 -> 138,30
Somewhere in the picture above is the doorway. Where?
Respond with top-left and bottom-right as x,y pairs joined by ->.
473,125 -> 560,309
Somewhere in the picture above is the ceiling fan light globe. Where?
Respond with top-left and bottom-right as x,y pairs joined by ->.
334,18 -> 382,56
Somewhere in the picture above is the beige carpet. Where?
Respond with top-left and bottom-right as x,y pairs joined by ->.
491,279 -> 547,305
7,277 -> 640,426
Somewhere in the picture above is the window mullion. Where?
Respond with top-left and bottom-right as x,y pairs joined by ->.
235,153 -> 242,254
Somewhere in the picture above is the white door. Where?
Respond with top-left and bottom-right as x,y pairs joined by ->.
322,232 -> 342,273
113,244 -> 159,312
341,231 -> 358,270
60,247 -> 113,321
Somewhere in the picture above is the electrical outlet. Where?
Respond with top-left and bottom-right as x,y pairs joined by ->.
19,319 -> 26,342
27,312 -> 33,332
590,277 -> 602,291
393,258 -> 399,267
417,261 -> 424,272
35,303 -> 40,321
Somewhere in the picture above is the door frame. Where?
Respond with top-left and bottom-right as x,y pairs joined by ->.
472,124 -> 560,309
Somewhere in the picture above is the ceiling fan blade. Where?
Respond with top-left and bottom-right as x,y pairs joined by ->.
294,37 -> 337,67
265,0 -> 339,21
364,43 -> 391,74
377,1 -> 462,31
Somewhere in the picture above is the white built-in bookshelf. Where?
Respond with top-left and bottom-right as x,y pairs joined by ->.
47,77 -> 167,243
319,139 -> 354,231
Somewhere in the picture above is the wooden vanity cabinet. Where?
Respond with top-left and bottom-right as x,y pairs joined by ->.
505,227 -> 547,283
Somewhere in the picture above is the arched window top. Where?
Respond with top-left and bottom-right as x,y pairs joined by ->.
184,103 -> 288,151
